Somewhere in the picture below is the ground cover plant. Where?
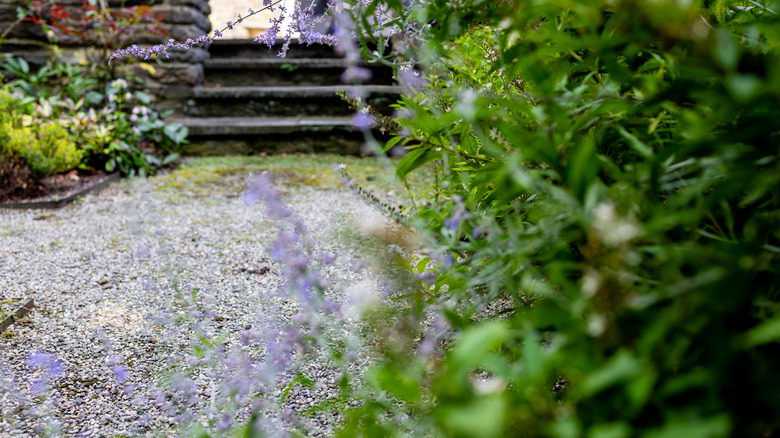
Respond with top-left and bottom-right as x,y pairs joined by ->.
3,0 -> 779,436
0,0 -> 187,200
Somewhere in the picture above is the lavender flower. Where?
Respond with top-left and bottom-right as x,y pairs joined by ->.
342,65 -> 373,83
217,413 -> 231,431
399,67 -> 425,91
26,352 -> 64,396
353,112 -> 376,130
109,1 -> 283,62
243,173 -> 293,218
443,195 -> 471,232
113,366 -> 129,384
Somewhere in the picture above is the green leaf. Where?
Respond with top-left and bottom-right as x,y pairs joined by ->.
615,126 -> 653,158
713,29 -> 740,71
588,423 -> 632,438
743,317 -> 780,348
442,395 -> 505,438
713,0 -> 727,24
135,91 -> 151,104
451,321 -> 509,369
383,135 -> 402,152
19,57 -> 29,74
643,415 -> 731,438
162,153 -> 179,165
726,74 -> 762,103
414,256 -> 431,274
280,373 -> 315,402
566,137 -> 599,201
580,350 -> 642,396
368,363 -> 421,402
395,148 -> 441,179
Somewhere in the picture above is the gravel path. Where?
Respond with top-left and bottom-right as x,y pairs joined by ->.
0,165 -> 391,437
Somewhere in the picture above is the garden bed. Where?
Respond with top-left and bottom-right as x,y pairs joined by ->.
0,170 -> 119,209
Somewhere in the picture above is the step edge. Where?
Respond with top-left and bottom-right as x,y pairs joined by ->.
192,85 -> 403,98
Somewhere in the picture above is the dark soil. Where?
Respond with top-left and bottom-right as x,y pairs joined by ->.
0,157 -> 110,204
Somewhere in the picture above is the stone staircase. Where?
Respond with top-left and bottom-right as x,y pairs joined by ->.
171,39 -> 401,156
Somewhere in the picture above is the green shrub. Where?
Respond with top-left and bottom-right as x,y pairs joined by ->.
0,89 -> 82,177
0,88 -> 27,126
2,57 -> 186,178
332,0 -> 780,437
1,120 -> 82,177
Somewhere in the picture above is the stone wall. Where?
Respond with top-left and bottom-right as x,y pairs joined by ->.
0,0 -> 212,110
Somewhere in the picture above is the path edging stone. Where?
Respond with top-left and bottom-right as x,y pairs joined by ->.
0,299 -> 35,333
0,172 -> 120,210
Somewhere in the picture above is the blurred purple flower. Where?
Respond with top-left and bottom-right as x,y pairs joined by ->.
419,271 -> 436,285
29,378 -> 46,396
27,352 -> 64,378
399,68 -> 424,90
240,330 -> 252,346
243,173 -> 293,218
113,366 -> 128,384
443,195 -> 471,232
353,113 -> 376,130
322,298 -> 341,313
319,252 -> 338,265
217,413 -> 231,431
342,66 -> 372,83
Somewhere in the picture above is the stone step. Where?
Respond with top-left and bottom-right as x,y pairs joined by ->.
184,85 -> 401,117
176,116 -> 366,156
171,116 -> 357,136
164,38 -> 398,156
205,57 -> 345,69
194,84 -> 401,98
207,38 -> 341,59
202,58 -> 395,87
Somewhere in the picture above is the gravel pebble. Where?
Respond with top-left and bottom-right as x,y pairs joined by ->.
0,168 -> 393,437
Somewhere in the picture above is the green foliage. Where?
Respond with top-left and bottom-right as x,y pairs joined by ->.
0,89 -> 81,177
1,54 -> 187,178
68,80 -> 187,177
1,56 -> 98,103
2,120 -> 82,177
337,0 -> 780,436
1,1 -> 188,179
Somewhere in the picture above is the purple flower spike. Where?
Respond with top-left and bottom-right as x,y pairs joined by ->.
243,174 -> 294,218
342,66 -> 373,84
27,351 -> 64,378
353,113 -> 376,130
217,413 -> 231,431
443,195 -> 471,232
240,330 -> 253,346
399,68 -> 425,91
113,366 -> 129,384
30,378 -> 47,396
